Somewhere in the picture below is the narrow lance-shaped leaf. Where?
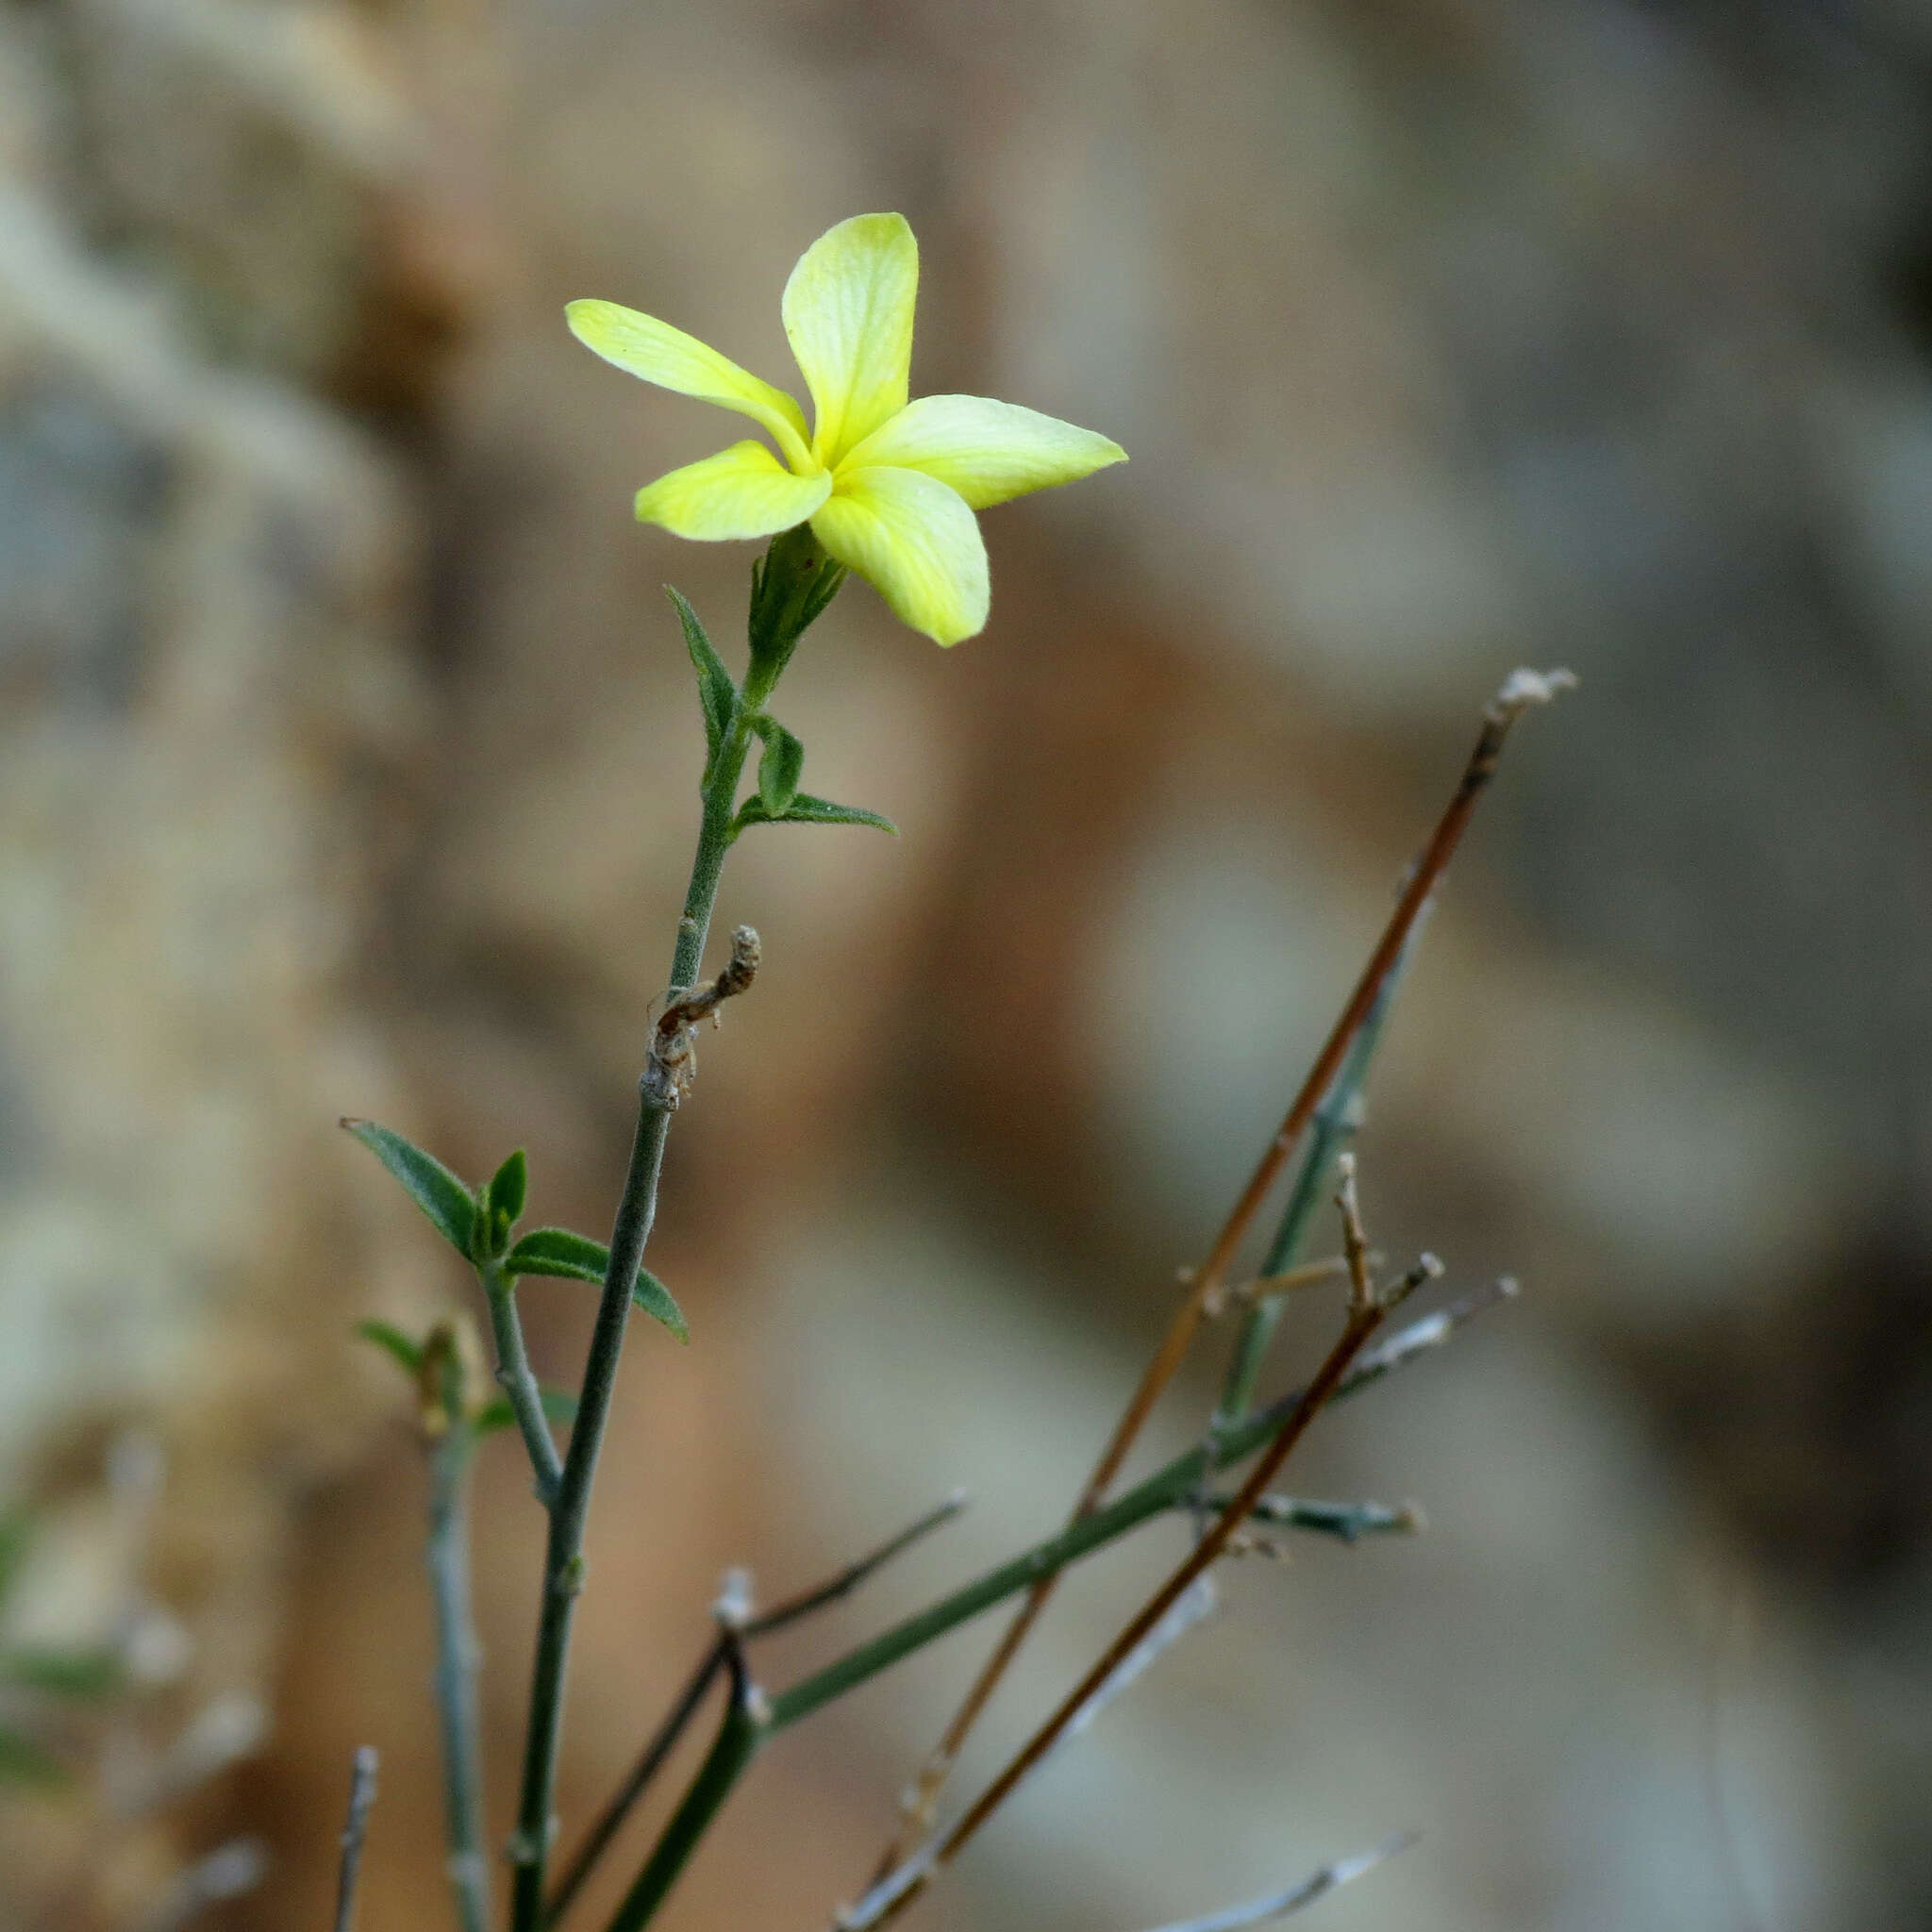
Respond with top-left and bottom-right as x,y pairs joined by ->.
356,1319 -> 425,1377
755,717 -> 806,814
0,1725 -> 60,1787
667,588 -> 738,771
0,1512 -> 29,1608
3,1648 -> 119,1697
474,1385 -> 579,1440
504,1228 -> 690,1343
341,1120 -> 476,1259
732,791 -> 898,840
487,1148 -> 527,1230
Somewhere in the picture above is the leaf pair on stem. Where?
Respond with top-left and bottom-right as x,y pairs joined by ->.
343,1121 -> 688,1349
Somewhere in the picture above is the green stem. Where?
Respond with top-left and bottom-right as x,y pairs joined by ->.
1211,941 -> 1415,1430
603,1649 -> 766,1932
429,1432 -> 491,1932
549,1495 -> 963,1927
508,534 -> 837,1932
544,1636 -> 728,1929
767,1281 -> 1507,1731
481,1259 -> 564,1507
587,1283 -> 1511,1931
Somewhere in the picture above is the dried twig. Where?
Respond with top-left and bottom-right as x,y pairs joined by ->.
867,1175 -> 1432,1927
1202,1253 -> 1359,1319
871,669 -> 1569,1873
1187,1492 -> 1424,1543
136,1840 -> 269,1932
644,924 -> 762,1108
333,1748 -> 379,1932
746,1491 -> 969,1638
1138,1830 -> 1420,1932
841,1581 -> 1223,1932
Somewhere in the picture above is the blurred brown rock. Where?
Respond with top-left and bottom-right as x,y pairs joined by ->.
4,2 -> 1932,1930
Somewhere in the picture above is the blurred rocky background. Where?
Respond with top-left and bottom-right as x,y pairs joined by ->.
1,0 -> 1929,1927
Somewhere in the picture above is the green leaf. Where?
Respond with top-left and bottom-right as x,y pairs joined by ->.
356,1319 -> 424,1376
341,1121 -> 476,1259
474,1384 -> 577,1440
487,1148 -> 527,1226
484,1148 -> 527,1255
733,791 -> 898,840
503,1225 -> 606,1282
667,587 -> 738,769
755,718 -> 806,814
0,1725 -> 60,1786
3,1648 -> 118,1698
504,1229 -> 690,1343
631,1269 -> 689,1344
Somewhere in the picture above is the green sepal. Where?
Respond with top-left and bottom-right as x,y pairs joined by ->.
475,1385 -> 578,1438
356,1318 -> 425,1376
341,1120 -> 476,1259
3,1648 -> 119,1698
484,1148 -> 527,1256
0,1725 -> 61,1786
667,587 -> 739,775
731,791 -> 898,841
752,715 -> 806,815
746,525 -> 845,691
503,1228 -> 690,1343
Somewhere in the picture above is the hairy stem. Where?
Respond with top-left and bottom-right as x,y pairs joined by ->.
509,779 -> 735,1931
429,1435 -> 491,1932
508,538 -> 836,1932
332,1746 -> 380,1932
482,1260 -> 564,1507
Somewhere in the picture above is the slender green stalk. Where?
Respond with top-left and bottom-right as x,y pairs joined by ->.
1210,954 -> 1409,1431
548,1495 -> 964,1927
603,1647 -> 766,1932
508,534 -> 840,1932
766,1280 -> 1511,1732
481,1260 -> 564,1507
333,1746 -> 380,1932
593,1288 -> 1510,1928
428,1432 -> 491,1932
545,1635 -> 728,1930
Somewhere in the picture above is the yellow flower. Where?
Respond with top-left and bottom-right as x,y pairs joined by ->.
566,213 -> 1126,646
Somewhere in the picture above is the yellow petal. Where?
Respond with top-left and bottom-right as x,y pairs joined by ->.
840,393 -> 1126,508
782,214 -> 919,468
635,441 -> 833,541
567,298 -> 813,472
809,466 -> 989,646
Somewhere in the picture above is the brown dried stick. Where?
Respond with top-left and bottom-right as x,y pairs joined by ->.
862,1174 -> 1424,1929
872,669 -> 1572,1868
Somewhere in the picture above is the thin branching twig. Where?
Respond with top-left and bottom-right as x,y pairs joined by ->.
872,668 -> 1571,1874
333,1748 -> 379,1932
1138,1830 -> 1421,1932
858,1167 -> 1434,1927
544,1494 -> 968,1927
